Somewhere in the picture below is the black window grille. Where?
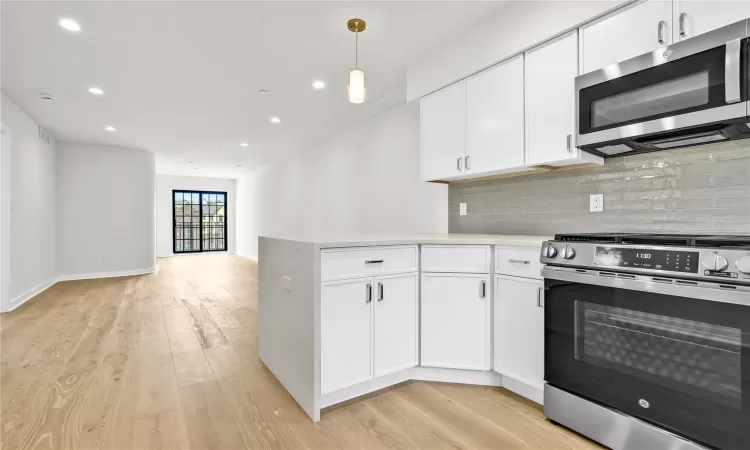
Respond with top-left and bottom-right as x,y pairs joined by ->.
173,190 -> 227,253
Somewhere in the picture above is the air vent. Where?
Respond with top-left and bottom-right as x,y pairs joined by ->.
599,271 -> 617,278
694,237 -> 750,249
652,277 -> 673,284
617,274 -> 636,280
675,280 -> 699,287
555,233 -> 618,243
620,235 -> 691,247
719,284 -> 738,290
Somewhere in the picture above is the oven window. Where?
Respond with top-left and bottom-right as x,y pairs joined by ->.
591,71 -> 710,128
575,301 -> 742,409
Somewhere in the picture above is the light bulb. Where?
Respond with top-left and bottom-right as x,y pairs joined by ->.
347,68 -> 366,104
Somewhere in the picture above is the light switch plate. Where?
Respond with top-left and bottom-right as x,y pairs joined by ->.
282,276 -> 292,291
590,194 -> 604,212
460,203 -> 467,216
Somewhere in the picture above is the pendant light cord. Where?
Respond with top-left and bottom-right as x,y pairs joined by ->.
355,25 -> 359,69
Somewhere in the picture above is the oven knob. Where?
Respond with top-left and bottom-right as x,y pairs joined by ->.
736,256 -> 750,274
701,254 -> 729,271
562,245 -> 576,260
544,244 -> 558,258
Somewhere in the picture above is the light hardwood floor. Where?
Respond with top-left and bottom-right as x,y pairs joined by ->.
1,254 -> 602,450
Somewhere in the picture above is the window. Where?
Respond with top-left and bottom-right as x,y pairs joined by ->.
173,190 -> 227,253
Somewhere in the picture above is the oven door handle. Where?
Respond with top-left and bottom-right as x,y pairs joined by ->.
542,267 -> 750,306
725,38 -> 742,104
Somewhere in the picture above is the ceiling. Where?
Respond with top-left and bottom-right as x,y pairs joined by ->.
1,1 -> 503,178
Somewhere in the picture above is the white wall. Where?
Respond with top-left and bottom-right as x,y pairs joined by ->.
407,0 -> 625,100
156,174 -> 236,257
0,93 -> 57,311
236,102 -> 448,260
56,142 -> 156,279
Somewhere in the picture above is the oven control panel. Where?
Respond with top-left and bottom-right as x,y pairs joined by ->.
594,247 -> 699,273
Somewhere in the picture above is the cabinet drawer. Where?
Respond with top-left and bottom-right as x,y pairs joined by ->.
421,245 -> 491,273
321,246 -> 418,281
495,246 -> 543,279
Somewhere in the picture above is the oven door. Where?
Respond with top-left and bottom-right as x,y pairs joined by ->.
544,269 -> 750,450
576,20 -> 748,153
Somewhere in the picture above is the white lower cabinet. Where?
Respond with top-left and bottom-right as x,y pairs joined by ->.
421,273 -> 491,370
321,273 -> 418,394
373,273 -> 418,378
494,275 -> 545,393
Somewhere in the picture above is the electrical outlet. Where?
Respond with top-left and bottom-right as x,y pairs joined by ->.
282,276 -> 292,291
590,194 -> 604,212
460,203 -> 467,216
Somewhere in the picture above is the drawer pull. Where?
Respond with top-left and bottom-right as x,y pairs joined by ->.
508,258 -> 530,265
480,280 -> 486,298
366,283 -> 372,303
377,282 -> 384,301
365,260 -> 384,264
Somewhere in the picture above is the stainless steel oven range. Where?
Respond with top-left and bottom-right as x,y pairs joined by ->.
540,234 -> 750,450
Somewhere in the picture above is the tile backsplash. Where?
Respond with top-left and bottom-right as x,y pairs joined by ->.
449,140 -> 750,236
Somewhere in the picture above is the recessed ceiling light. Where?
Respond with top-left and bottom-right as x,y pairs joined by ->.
240,142 -> 249,147
40,93 -> 55,101
59,18 -> 81,32
88,87 -> 104,95
104,126 -> 116,132
258,89 -> 269,95
213,144 -> 220,148
312,80 -> 326,90
236,164 -> 243,168
188,160 -> 194,164
269,116 -> 281,124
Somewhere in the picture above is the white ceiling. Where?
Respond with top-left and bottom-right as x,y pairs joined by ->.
1,1 -> 503,178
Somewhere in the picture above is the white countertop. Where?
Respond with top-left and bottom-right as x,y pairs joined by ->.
260,233 -> 551,249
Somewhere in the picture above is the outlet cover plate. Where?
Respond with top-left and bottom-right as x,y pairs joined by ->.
590,194 -> 604,212
460,203 -> 467,216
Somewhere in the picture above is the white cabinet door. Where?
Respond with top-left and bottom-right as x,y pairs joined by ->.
466,55 -> 525,173
581,0 -> 672,74
421,81 -> 466,181
321,278 -> 373,394
373,273 -> 418,377
674,1 -> 750,42
525,32 -> 579,166
494,276 -> 544,391
421,273 -> 490,370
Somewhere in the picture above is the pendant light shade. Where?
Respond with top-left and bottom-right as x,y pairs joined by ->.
348,68 -> 366,104
347,18 -> 366,104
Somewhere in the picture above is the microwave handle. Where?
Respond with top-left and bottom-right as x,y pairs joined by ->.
726,38 -> 742,104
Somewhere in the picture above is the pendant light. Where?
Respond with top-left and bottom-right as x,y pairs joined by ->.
347,18 -> 366,104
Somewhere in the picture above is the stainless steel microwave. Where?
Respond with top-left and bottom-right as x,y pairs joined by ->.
575,19 -> 750,157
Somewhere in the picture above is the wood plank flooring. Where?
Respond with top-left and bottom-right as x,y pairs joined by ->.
1,254 -> 602,449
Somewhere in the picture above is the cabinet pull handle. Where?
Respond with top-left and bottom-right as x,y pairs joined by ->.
509,258 -> 530,265
566,134 -> 572,152
365,260 -> 384,264
480,280 -> 486,298
537,287 -> 544,308
465,155 -> 471,170
378,282 -> 384,301
679,12 -> 687,38
657,20 -> 666,45
366,283 -> 372,303
457,157 -> 463,171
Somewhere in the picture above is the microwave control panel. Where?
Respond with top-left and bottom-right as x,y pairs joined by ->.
594,247 -> 699,274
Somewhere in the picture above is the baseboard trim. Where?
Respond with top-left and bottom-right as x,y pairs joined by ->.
5,277 -> 57,312
501,374 -> 544,404
236,252 -> 258,262
57,266 -> 156,282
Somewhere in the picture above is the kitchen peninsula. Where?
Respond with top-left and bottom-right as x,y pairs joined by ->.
258,234 -> 550,421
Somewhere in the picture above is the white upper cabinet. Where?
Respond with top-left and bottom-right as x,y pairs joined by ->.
466,55 -> 525,174
674,0 -> 750,42
581,0 -> 673,74
420,81 -> 466,181
525,32 -> 581,166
